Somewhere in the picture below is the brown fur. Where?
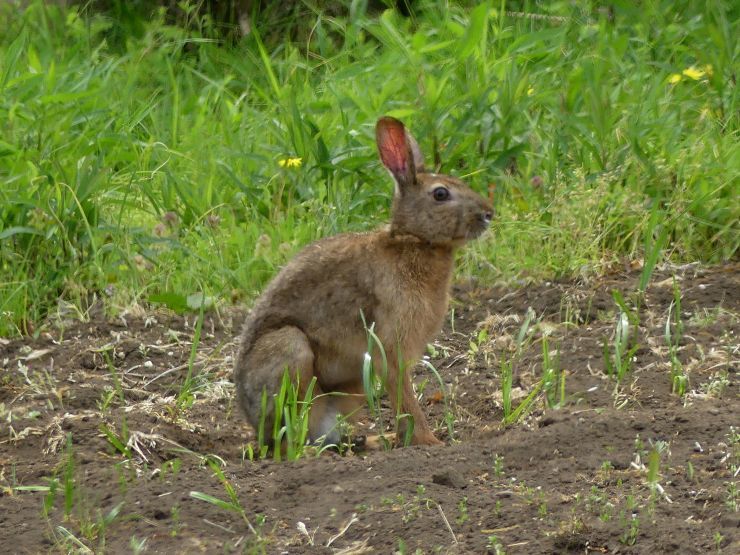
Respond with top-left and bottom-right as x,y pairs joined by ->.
234,117 -> 493,446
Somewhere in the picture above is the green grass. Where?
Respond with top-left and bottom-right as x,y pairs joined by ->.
1,0 -> 738,336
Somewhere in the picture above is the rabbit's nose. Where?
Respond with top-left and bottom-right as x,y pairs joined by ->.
480,211 -> 493,225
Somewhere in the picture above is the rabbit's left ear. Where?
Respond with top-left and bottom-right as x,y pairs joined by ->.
376,116 -> 418,191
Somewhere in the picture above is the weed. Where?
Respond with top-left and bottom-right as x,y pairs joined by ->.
541,335 -> 565,408
538,502 -> 548,517
176,299 -> 206,412
724,427 -> 739,512
190,457 -> 262,540
99,421 -> 131,460
700,371 -> 730,398
272,370 -> 318,460
456,496 -> 469,525
665,278 -> 688,396
493,454 -> 505,478
500,360 -> 514,421
502,377 -> 544,426
713,531 -> 725,552
418,357 -> 456,441
468,328 -> 489,363
130,536 -> 147,554
382,487 -> 435,524
486,534 -> 506,555
170,504 -> 182,537
619,511 -> 640,546
603,292 -> 640,385
500,308 -> 544,425
638,205 -> 670,296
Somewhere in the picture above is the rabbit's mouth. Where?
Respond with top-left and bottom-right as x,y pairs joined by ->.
451,226 -> 488,243
462,213 -> 493,240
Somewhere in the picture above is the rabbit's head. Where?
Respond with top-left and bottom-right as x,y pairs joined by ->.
376,117 -> 493,247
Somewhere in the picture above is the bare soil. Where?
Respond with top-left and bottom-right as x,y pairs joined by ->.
1,263 -> 738,554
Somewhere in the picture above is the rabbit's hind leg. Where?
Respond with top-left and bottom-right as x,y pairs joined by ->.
235,326 -> 317,443
236,325 -> 349,446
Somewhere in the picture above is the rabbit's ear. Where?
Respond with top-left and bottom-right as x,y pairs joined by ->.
405,130 -> 426,174
376,117 -> 417,191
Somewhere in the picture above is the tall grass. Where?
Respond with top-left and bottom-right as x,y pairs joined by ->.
1,0 -> 737,335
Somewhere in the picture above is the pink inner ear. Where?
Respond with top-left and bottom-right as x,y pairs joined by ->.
376,117 -> 409,177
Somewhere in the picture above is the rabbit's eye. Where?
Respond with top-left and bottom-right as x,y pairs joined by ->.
432,187 -> 450,201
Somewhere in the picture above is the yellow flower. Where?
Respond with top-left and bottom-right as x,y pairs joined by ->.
278,157 -> 302,168
668,65 -> 712,85
682,65 -> 705,80
526,86 -> 535,97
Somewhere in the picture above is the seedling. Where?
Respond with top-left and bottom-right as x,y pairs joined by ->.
603,292 -> 639,384
500,360 -> 513,421
493,454 -> 505,477
468,328 -> 489,363
619,512 -> 640,546
456,496 -> 469,525
176,297 -> 206,412
253,369 -> 319,461
190,457 -> 261,538
637,205 -> 670,297
665,278 -> 688,396
486,535 -> 505,555
541,335 -> 565,408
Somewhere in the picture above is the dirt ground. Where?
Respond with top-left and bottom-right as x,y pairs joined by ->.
1,263 -> 738,554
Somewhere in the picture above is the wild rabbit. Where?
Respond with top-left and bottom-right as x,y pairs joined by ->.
234,116 -> 493,446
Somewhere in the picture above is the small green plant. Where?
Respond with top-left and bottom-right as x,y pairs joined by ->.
541,335 -> 565,408
700,371 -> 730,398
362,316 -> 450,448
99,421 -> 131,460
603,292 -> 639,384
170,504 -> 181,537
381,487 -> 434,524
638,205 -> 670,296
665,278 -> 688,396
190,458 -> 261,539
502,375 -> 544,426
130,536 -> 147,554
162,458 -> 182,479
253,369 -> 319,461
77,501 -> 125,551
486,534 -> 506,555
62,434 -> 76,518
418,357 -> 456,441
500,360 -> 513,421
456,496 -> 469,525
619,512 -> 640,546
273,370 -> 318,461
493,454 -> 505,478
361,317 -> 398,447
500,308 -> 544,425
713,531 -> 724,552
176,298 -> 206,412
538,502 -> 548,517
468,327 -> 489,363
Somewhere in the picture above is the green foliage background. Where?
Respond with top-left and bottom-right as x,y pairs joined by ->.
0,0 -> 737,335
